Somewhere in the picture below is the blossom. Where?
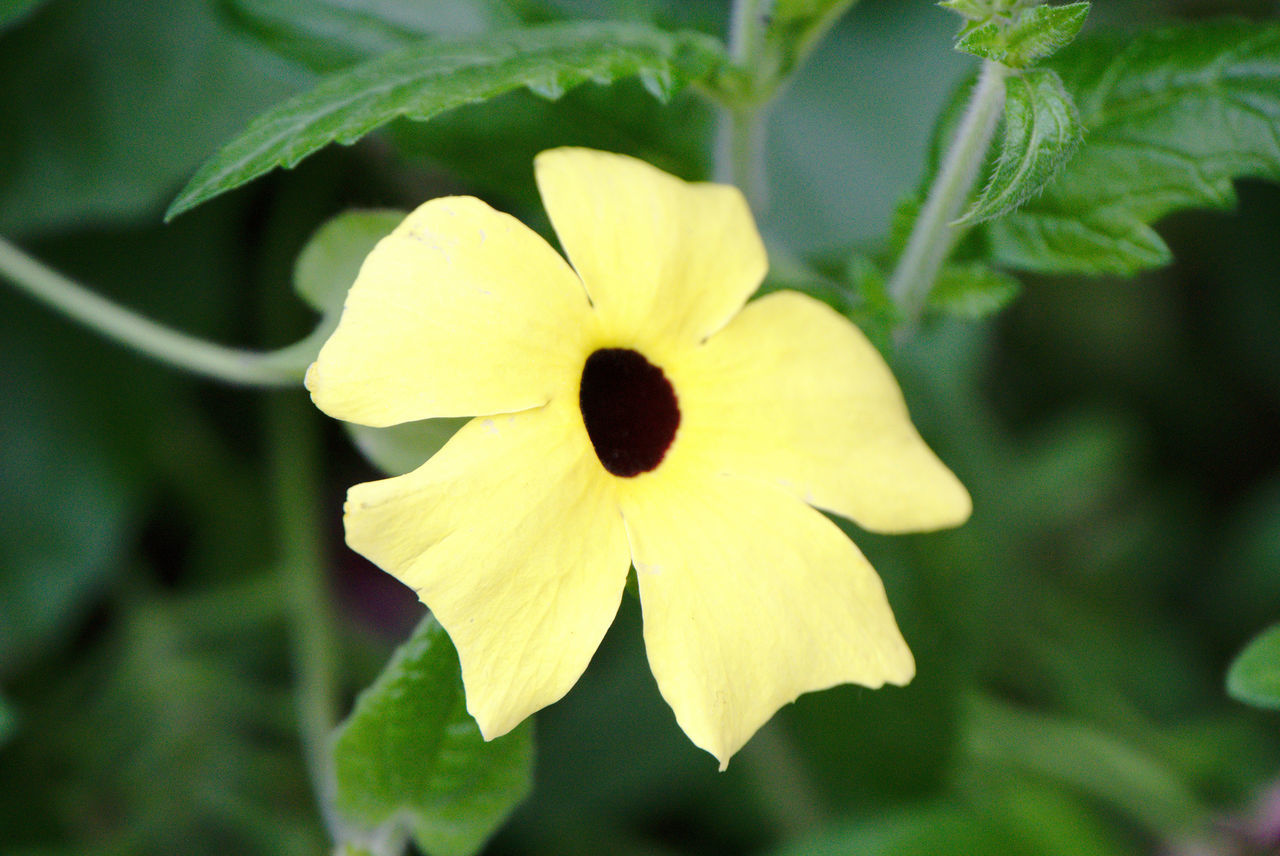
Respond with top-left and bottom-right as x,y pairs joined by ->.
305,148 -> 971,768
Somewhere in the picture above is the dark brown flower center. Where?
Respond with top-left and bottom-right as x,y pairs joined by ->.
578,348 -> 680,477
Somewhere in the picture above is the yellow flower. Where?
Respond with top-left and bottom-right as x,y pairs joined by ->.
305,148 -> 971,769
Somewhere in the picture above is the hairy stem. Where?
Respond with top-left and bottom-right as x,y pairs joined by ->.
887,60 -> 1009,327
0,235 -> 320,387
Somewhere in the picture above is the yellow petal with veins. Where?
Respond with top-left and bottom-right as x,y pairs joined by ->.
345,398 -> 631,739
620,468 -> 914,770
534,147 -> 767,359
307,195 -> 595,427
670,289 -> 972,533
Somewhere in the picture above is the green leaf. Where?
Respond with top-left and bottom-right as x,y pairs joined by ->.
221,0 -> 518,73
766,802 -> 1039,856
166,22 -> 726,220
0,344 -> 138,677
345,418 -> 467,476
1227,623 -> 1280,710
0,0 -> 44,31
959,68 -> 1082,225
985,20 -> 1280,275
293,208 -> 406,315
388,77 -> 713,218
332,615 -> 533,856
0,0 -> 306,236
929,261 -> 1022,319
954,3 -> 1089,68
963,694 -> 1203,834
0,692 -> 15,747
938,0 -> 998,20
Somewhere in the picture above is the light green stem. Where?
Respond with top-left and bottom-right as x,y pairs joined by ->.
718,105 -> 767,205
0,235 -> 319,387
266,393 -> 347,842
886,59 -> 1010,326
714,0 -> 769,202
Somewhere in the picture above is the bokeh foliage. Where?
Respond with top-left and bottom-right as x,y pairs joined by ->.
3,1 -> 1280,854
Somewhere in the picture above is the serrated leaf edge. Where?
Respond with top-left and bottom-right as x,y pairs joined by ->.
957,68 -> 1083,225
165,22 -> 725,220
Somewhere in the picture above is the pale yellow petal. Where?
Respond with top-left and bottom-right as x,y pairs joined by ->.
534,147 -> 767,356
668,290 -> 971,533
306,196 -> 595,427
620,471 -> 914,769
344,398 -> 631,738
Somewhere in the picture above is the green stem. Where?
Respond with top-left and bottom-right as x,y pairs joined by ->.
739,724 -> 827,838
718,105 -> 768,205
266,393 -> 345,840
886,59 -> 1010,327
715,0 -> 769,203
0,235 -> 320,387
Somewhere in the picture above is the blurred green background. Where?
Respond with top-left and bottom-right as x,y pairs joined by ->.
3,0 -> 1280,854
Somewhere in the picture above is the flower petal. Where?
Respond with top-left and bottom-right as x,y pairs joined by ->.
534,148 -> 767,354
620,472 -> 914,769
670,290 -> 972,533
306,196 -> 595,427
344,399 -> 631,738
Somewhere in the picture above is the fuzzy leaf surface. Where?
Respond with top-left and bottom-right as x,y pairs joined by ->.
167,22 -> 725,219
1228,623 -> 1280,710
929,261 -> 1022,319
332,615 -> 533,856
954,2 -> 1089,68
985,20 -> 1280,275
960,68 -> 1081,225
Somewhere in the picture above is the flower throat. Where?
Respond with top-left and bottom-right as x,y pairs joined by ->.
578,348 -> 680,477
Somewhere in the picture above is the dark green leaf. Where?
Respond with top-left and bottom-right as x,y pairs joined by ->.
0,0 -> 44,31
845,252 -> 899,348
954,3 -> 1090,68
221,0 -> 518,73
1227,623 -> 1280,710
293,209 -> 406,315
929,261 -> 1022,319
387,77 -> 713,224
166,22 -> 726,220
0,692 -> 14,746
0,332 -> 138,677
332,615 -> 533,856
0,0 -> 306,236
959,69 -> 1082,224
985,20 -> 1280,275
